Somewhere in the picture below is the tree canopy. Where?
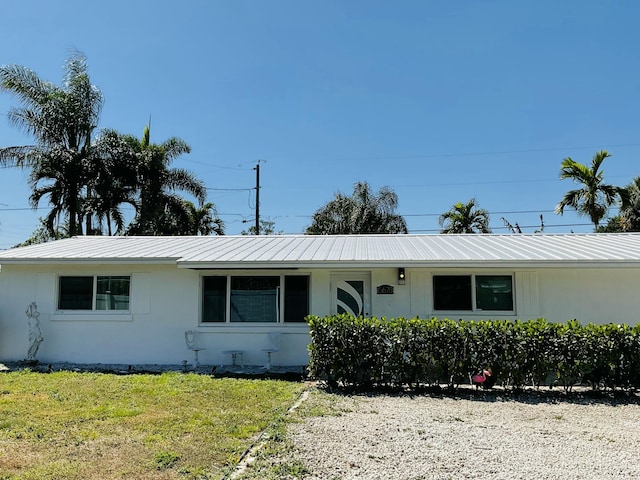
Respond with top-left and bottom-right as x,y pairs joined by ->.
555,150 -> 628,231
242,219 -> 282,235
109,125 -> 209,236
3,55 -> 640,241
0,53 -> 219,240
0,52 -> 103,235
620,176 -> 640,232
439,198 -> 491,234
306,181 -> 408,235
601,176 -> 640,232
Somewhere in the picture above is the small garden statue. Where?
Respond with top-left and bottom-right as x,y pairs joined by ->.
25,302 -> 43,363
471,367 -> 495,389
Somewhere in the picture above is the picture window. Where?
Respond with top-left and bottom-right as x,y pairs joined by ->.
58,276 -> 130,311
202,275 -> 310,323
433,274 -> 513,312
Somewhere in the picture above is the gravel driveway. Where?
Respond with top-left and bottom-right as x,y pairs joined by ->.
287,389 -> 640,480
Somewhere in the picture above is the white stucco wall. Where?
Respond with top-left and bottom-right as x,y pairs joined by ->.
0,265 -> 312,366
535,268 -> 640,324
403,266 -> 640,325
1,263 -> 638,366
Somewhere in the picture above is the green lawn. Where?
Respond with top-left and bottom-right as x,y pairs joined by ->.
0,370 -> 305,479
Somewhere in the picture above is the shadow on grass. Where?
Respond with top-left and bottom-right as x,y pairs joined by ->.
1,360 -> 309,382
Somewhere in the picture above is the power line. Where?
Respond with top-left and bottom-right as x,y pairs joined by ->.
180,142 -> 640,165
3,142 -> 640,169
402,209 -> 558,218
180,159 -> 252,170
0,207 -> 45,211
0,204 -> 622,219
294,143 -> 640,162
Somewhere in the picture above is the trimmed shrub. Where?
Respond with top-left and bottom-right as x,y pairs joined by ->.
307,315 -> 640,392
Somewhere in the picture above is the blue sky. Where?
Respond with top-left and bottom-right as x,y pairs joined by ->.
0,1 -> 638,248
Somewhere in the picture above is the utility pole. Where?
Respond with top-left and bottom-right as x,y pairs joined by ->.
254,162 -> 260,235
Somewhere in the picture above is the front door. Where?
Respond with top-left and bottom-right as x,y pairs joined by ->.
331,274 -> 371,317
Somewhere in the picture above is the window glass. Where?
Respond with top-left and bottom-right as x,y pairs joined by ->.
202,276 -> 226,322
230,276 -> 279,322
96,276 -> 130,310
59,276 -> 93,310
476,275 -> 513,311
284,276 -> 310,322
433,275 -> 472,311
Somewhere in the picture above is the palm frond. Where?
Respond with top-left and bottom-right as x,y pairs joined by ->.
556,150 -> 623,229
161,137 -> 191,160
0,145 -> 42,167
163,168 -> 206,201
439,198 -> 491,234
0,64 -> 54,106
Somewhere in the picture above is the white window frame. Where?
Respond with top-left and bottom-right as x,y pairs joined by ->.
431,272 -> 515,315
200,273 -> 310,324
57,275 -> 131,313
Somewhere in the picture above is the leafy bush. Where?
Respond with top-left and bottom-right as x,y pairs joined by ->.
307,315 -> 640,392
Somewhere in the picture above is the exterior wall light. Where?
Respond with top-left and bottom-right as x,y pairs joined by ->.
398,268 -> 406,285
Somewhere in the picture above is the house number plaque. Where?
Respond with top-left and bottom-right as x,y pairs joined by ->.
376,284 -> 394,295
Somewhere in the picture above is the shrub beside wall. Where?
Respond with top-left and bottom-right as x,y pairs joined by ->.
307,315 -> 640,392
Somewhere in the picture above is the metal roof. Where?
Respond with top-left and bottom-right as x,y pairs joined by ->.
0,233 -> 639,268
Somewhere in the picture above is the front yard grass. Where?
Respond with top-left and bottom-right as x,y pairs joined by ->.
0,370 -> 305,479
234,389 -> 349,480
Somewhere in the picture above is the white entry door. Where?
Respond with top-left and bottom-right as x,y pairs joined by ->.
331,274 -> 371,317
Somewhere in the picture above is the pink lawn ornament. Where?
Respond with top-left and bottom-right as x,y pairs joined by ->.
472,368 -> 493,388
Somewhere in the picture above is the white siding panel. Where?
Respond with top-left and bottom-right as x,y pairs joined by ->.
131,272 -> 150,315
516,271 -> 539,319
410,271 -> 430,318
36,272 -> 55,314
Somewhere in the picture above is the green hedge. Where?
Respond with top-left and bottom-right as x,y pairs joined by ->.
307,315 -> 640,392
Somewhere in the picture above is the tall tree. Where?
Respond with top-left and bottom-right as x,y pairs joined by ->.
439,198 -> 491,233
125,125 -> 207,235
164,201 -> 224,236
0,52 -> 103,236
596,215 -> 624,233
620,176 -> 640,232
90,129 -> 140,235
306,181 -> 408,234
555,150 -> 628,230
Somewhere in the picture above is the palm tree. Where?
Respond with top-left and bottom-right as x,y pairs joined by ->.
126,125 -> 207,235
27,147 -> 87,236
306,181 -> 408,234
181,201 -> 224,235
555,150 -> 628,231
147,200 -> 225,236
90,129 -> 139,235
0,52 -> 103,236
439,198 -> 491,234
620,176 -> 640,232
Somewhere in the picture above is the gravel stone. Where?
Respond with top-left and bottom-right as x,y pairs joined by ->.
288,390 -> 640,479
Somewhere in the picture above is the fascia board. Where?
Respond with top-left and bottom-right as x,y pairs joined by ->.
0,258 -> 178,266
178,260 -> 640,270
